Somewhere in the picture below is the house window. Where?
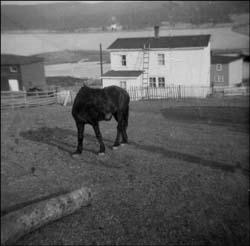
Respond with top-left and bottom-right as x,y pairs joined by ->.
214,75 -> 224,82
158,54 -> 165,65
9,66 -> 18,73
120,81 -> 127,90
216,64 -> 222,71
158,77 -> 165,87
219,75 -> 224,82
149,77 -> 156,87
121,55 -> 127,66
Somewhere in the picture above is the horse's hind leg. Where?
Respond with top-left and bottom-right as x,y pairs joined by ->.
121,126 -> 128,145
121,106 -> 129,145
113,112 -> 122,149
93,123 -> 105,155
73,122 -> 85,155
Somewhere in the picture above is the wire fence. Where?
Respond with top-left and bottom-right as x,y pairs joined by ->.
1,85 -> 249,110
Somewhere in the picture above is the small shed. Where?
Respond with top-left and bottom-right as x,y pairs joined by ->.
211,55 -> 243,87
1,54 -> 46,91
242,54 -> 249,85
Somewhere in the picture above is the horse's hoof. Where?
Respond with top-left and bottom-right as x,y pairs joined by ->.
98,152 -> 105,156
112,146 -> 119,150
72,154 -> 81,159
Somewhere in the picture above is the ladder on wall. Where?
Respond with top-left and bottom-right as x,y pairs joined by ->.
142,43 -> 150,99
142,44 -> 150,88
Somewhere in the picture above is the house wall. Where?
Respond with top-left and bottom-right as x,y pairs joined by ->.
20,62 -> 46,89
162,44 -> 210,86
1,65 -> 23,91
228,59 -> 243,86
102,76 -> 142,89
110,42 -> 210,87
210,63 -> 229,87
110,51 -> 143,71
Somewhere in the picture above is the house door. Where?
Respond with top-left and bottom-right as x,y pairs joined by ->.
8,79 -> 19,91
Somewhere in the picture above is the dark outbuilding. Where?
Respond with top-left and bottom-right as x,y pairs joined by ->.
1,54 -> 46,91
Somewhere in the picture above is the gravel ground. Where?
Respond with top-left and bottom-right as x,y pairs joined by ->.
1,96 -> 249,245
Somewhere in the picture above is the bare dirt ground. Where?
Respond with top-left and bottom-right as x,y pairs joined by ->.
1,96 -> 249,245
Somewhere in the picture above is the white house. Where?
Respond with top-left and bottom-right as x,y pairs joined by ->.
101,26 -> 211,99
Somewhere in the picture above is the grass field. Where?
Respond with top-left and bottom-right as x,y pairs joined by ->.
1,96 -> 249,245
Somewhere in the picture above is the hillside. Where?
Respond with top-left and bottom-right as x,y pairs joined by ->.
1,1 -> 249,32
34,50 -> 110,65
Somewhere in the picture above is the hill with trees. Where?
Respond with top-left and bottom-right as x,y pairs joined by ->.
1,1 -> 249,32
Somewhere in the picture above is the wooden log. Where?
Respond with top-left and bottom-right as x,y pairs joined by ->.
1,187 -> 92,245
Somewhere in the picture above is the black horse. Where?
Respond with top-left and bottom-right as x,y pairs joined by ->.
72,85 -> 130,156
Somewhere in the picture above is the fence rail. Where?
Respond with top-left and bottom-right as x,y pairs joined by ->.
213,86 -> 249,96
1,90 -> 58,109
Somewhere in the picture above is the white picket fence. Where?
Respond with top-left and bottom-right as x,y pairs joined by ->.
127,85 -> 212,101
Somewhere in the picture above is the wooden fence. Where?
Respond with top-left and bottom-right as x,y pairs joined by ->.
1,85 -> 248,109
212,86 -> 249,97
127,85 -> 212,101
1,90 -> 57,109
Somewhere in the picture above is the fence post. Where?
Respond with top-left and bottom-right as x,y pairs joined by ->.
53,89 -> 56,104
55,87 -> 58,104
70,90 -> 73,104
24,91 -> 27,107
11,92 -> 14,110
63,90 -> 70,106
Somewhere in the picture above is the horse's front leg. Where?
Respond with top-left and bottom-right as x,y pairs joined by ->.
73,122 -> 85,155
93,123 -> 105,155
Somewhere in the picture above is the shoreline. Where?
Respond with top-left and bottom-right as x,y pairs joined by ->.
1,23 -> 234,35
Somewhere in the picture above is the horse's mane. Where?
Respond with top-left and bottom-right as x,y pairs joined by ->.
80,84 -> 103,93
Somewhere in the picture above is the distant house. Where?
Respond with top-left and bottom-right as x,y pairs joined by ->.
101,26 -> 211,98
1,54 -> 46,91
242,54 -> 250,85
211,55 -> 243,87
107,23 -> 123,31
211,49 -> 249,86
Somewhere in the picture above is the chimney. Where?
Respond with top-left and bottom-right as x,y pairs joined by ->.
154,25 -> 159,39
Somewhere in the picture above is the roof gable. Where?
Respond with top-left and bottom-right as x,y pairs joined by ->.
1,54 -> 44,65
108,35 -> 211,50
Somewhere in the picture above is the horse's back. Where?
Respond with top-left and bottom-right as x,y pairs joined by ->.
104,86 -> 130,109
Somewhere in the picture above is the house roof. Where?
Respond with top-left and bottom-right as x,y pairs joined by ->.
1,54 -> 44,65
211,55 -> 242,64
108,35 -> 211,50
101,70 -> 143,78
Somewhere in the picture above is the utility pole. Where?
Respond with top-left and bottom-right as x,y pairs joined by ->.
99,43 -> 103,87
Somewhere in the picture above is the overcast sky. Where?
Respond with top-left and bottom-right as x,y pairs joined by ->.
1,1 -> 102,5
